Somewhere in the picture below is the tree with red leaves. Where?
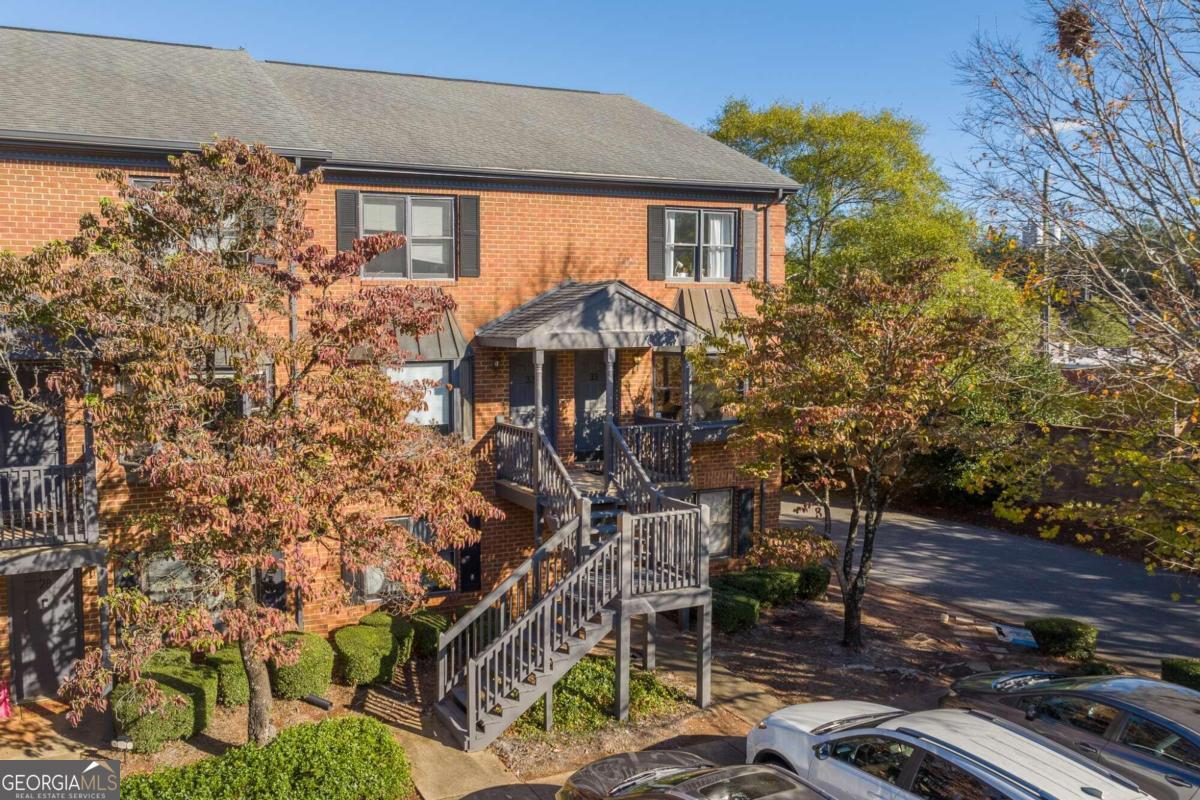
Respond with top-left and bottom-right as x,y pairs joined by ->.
8,139 -> 494,745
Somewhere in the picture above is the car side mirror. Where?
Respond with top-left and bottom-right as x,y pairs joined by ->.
813,743 -> 831,761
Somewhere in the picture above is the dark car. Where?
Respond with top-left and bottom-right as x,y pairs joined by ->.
943,671 -> 1200,800
556,750 -> 830,800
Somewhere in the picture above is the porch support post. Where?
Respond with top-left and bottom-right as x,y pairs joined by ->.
533,349 -> 544,548
533,349 -> 545,438
98,561 -> 111,666
604,347 -> 616,479
614,609 -> 631,721
680,351 -> 694,482
643,611 -> 656,671
696,600 -> 711,708
543,686 -> 554,732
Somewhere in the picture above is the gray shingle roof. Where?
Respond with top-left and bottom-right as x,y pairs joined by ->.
0,27 -> 796,191
261,62 -> 797,189
0,27 -> 327,156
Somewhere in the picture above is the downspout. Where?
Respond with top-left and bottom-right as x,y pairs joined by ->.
291,155 -> 304,630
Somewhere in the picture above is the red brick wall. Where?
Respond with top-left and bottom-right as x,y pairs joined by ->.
0,155 -> 786,639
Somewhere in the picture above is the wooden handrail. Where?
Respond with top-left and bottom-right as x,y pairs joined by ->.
0,461 -> 97,549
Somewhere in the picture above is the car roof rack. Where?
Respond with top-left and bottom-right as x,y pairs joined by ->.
964,710 -> 1142,792
895,726 -> 1059,800
810,710 -> 907,736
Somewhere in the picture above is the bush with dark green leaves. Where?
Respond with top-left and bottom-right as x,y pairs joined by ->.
269,632 -> 334,699
333,625 -> 400,686
360,610 -> 416,666
795,564 -> 830,601
714,569 -> 798,606
113,648 -> 218,753
205,645 -> 250,706
408,609 -> 451,658
1025,617 -> 1098,661
712,590 -> 761,634
120,716 -> 413,800
1162,657 -> 1200,691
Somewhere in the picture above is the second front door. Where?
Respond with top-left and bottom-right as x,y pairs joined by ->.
574,351 -> 608,460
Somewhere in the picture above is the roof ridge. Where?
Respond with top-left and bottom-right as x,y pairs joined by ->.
0,24 -> 226,51
262,59 -> 612,96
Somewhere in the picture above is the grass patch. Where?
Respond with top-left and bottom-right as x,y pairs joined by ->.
509,656 -> 689,740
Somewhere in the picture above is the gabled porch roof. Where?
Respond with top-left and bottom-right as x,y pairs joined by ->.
474,281 -> 707,350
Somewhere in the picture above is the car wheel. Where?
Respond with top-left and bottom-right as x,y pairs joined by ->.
754,753 -> 795,773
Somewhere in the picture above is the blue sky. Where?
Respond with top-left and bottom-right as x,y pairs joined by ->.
1,0 -> 1040,181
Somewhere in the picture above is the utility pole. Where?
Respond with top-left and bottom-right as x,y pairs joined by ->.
1040,167 -> 1053,358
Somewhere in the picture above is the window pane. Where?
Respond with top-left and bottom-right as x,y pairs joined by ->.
1038,696 -> 1119,736
666,210 -> 697,244
702,247 -> 733,280
1121,716 -> 1200,770
363,196 -> 404,233
412,240 -> 454,278
669,246 -> 696,279
363,246 -> 407,277
411,198 -> 453,237
389,362 -> 451,426
698,489 -> 733,557
830,736 -> 914,784
653,352 -> 683,420
912,754 -> 1005,800
703,212 -> 734,247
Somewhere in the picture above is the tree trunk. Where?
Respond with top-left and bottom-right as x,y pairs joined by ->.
840,471 -> 884,652
842,585 -> 865,650
240,635 -> 276,746
236,581 -> 276,746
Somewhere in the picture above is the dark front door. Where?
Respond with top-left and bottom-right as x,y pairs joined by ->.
508,352 -> 555,438
0,370 -> 63,469
9,569 -> 83,701
574,351 -> 608,459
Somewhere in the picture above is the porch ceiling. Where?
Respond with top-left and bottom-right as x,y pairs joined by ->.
474,280 -> 706,350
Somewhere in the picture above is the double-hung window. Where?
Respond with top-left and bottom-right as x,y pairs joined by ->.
361,194 -> 455,279
387,361 -> 452,432
666,209 -> 736,282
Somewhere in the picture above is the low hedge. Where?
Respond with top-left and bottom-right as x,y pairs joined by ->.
360,611 -> 416,666
113,648 -> 218,753
1162,657 -> 1200,691
205,645 -> 250,706
333,625 -> 400,686
795,564 -> 831,601
1025,617 -> 1098,661
712,589 -> 761,634
408,610 -> 450,658
269,632 -> 334,700
120,716 -> 413,800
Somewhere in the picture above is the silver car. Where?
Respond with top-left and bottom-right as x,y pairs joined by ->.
943,672 -> 1200,800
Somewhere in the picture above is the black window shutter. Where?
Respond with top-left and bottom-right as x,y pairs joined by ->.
335,190 -> 360,252
458,195 -> 481,277
736,487 -> 756,556
458,355 -> 475,442
459,517 -> 483,592
739,209 -> 759,282
647,206 -> 666,280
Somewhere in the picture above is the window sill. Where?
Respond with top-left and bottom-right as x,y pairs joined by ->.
361,275 -> 457,283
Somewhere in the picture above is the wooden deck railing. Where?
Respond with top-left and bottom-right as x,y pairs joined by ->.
0,462 -> 99,549
626,502 -> 707,596
618,421 -> 688,484
495,422 -> 536,486
437,517 -> 586,701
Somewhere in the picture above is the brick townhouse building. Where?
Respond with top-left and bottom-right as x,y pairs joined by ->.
0,26 -> 796,746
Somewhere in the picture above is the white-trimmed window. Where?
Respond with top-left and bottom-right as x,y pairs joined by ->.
387,361 -> 452,430
350,517 -> 457,602
666,209 -> 736,282
695,488 -> 734,558
361,194 -> 455,279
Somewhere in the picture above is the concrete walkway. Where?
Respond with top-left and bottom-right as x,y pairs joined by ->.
400,624 -> 780,800
782,497 -> 1200,669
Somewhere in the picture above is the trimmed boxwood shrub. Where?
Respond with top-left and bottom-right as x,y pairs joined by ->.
714,569 -> 798,606
269,632 -> 334,699
408,609 -> 451,658
360,610 -> 416,666
796,564 -> 831,601
1162,657 -> 1200,691
333,625 -> 399,686
205,645 -> 249,706
113,648 -> 218,753
1025,617 -> 1098,660
712,589 -> 761,634
120,716 -> 413,800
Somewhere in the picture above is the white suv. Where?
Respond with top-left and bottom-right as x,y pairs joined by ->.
746,701 -> 1149,800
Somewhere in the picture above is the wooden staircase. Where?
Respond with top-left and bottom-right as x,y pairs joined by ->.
435,420 -> 710,751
